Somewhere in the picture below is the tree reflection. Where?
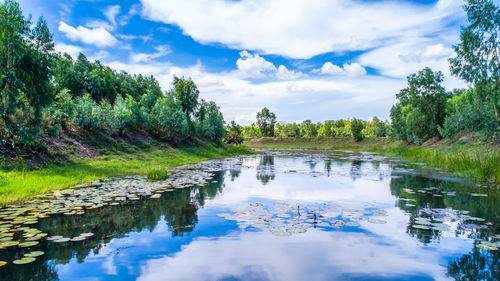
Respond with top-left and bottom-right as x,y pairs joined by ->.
447,245 -> 499,281
350,160 -> 362,180
256,155 -> 275,185
324,160 -> 332,177
390,173 -> 500,280
0,172 -> 226,281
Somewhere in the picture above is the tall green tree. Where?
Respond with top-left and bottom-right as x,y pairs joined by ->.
351,119 -> 365,142
449,0 -> 500,123
172,76 -> 199,121
0,1 -> 54,146
256,107 -> 277,137
390,68 -> 449,144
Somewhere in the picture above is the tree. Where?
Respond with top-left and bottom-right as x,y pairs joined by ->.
224,121 -> 244,144
256,107 -> 277,137
351,119 -> 365,142
390,68 -> 450,144
301,120 -> 318,137
449,0 -> 499,123
172,76 -> 199,121
0,1 -> 55,147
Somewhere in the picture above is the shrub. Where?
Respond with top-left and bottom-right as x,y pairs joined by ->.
147,167 -> 168,181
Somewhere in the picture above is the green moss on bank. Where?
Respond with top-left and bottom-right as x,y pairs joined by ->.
247,137 -> 499,184
0,143 -> 253,206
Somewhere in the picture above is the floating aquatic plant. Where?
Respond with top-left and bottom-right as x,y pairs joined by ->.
13,257 -> 36,265
24,251 -> 44,257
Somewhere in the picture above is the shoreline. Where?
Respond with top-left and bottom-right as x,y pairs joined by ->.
0,143 -> 253,206
246,137 -> 499,185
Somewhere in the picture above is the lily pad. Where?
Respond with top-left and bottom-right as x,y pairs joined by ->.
25,251 -> 44,257
13,257 -> 36,264
46,235 -> 63,241
70,236 -> 86,242
80,233 -> 94,237
0,241 -> 19,247
54,238 -> 70,243
19,241 -> 39,247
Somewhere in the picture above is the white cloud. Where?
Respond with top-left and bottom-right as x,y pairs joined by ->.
140,0 -> 463,59
54,42 -> 83,58
399,43 -> 453,63
276,65 -> 305,80
319,62 -> 366,77
320,62 -> 343,75
235,112 -> 258,126
343,63 -> 367,76
359,39 -> 466,89
131,45 -> 171,63
236,50 -> 277,78
58,21 -> 118,47
104,5 -> 120,26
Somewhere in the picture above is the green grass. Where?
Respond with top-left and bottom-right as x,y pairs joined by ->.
0,142 -> 253,206
247,137 -> 500,184
146,167 -> 169,181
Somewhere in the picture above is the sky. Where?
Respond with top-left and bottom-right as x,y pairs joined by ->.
17,0 -> 485,125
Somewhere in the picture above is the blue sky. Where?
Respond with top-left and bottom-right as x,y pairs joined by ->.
19,0 -> 481,124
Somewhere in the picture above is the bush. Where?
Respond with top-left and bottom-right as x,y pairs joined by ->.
150,95 -> 188,141
113,96 -> 133,135
74,94 -> 99,131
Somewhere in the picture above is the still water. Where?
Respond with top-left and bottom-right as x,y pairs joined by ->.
0,150 -> 499,281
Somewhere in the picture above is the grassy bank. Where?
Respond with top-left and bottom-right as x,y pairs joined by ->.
0,142 -> 252,206
247,137 -> 500,184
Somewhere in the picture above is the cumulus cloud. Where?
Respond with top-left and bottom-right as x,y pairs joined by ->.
276,65 -> 305,80
140,0 -> 463,59
319,62 -> 366,76
58,21 -> 118,47
236,51 -> 305,80
359,39 -> 466,89
236,51 -> 277,78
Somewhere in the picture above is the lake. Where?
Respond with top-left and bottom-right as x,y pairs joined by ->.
0,150 -> 498,281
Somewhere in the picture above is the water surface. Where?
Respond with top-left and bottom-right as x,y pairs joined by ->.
0,150 -> 498,281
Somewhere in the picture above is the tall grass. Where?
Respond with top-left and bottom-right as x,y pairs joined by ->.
0,143 -> 253,206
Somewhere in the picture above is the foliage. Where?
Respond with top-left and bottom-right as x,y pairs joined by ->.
256,107 -> 277,137
0,1 -> 54,148
449,0 -> 499,124
172,76 -> 199,121
150,94 -> 188,141
390,68 -> 450,144
441,89 -> 499,138
242,125 -> 262,139
224,121 -> 244,144
350,119 -> 365,142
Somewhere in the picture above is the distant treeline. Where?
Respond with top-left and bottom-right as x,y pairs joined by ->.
0,0 -> 225,152
226,0 -> 499,145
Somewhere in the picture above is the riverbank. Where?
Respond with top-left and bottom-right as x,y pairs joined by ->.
0,141 -> 252,206
247,137 -> 500,184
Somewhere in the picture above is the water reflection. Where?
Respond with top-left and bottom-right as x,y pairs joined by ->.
0,151 -> 498,281
256,155 -> 276,185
